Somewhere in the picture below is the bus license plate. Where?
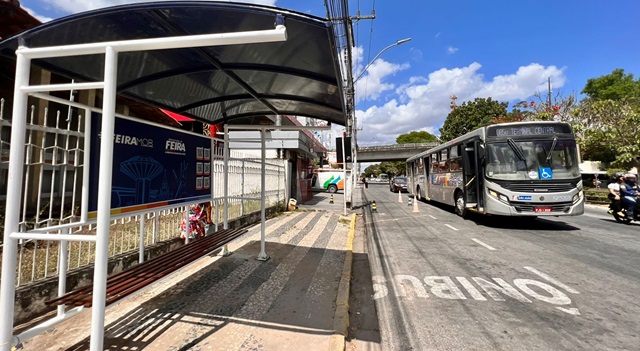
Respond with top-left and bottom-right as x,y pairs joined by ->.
534,207 -> 552,213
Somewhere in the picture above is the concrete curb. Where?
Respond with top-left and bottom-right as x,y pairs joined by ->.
329,213 -> 356,351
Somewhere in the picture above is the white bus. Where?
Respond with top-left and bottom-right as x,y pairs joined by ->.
406,121 -> 584,217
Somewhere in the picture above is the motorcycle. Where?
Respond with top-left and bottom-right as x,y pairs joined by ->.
611,196 -> 640,224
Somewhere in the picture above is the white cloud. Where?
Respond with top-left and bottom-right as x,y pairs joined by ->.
42,0 -> 277,15
447,46 -> 459,54
22,6 -> 54,22
353,46 -> 410,103
409,47 -> 424,62
356,62 -> 567,146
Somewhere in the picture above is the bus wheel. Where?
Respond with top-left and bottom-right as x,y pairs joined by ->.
455,192 -> 467,218
328,184 -> 338,193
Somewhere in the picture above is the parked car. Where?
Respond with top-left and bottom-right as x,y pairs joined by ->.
389,176 -> 408,192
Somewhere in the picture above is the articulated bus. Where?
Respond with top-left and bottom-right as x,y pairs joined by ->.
406,121 -> 584,217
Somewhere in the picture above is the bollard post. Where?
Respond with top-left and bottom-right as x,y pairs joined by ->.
372,201 -> 377,212
408,197 -> 413,206
330,194 -> 334,204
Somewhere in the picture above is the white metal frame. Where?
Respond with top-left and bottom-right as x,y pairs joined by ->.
222,124 -> 330,261
0,24 -> 288,351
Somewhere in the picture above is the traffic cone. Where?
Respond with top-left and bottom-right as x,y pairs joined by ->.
412,196 -> 420,213
398,190 -> 403,203
329,194 -> 334,204
408,197 -> 413,206
372,201 -> 377,212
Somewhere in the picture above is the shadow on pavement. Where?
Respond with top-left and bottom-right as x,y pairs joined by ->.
420,199 -> 580,231
64,238 -> 345,351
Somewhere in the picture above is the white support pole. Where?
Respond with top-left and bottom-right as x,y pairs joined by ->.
214,138 -> 218,232
223,125 -> 229,230
21,81 -> 105,93
8,233 -> 97,242
153,210 -> 159,244
139,214 -> 145,263
184,207 -> 190,245
89,45 -> 118,351
240,160 -> 245,217
18,26 -> 287,59
0,51 -> 31,351
80,108 -> 92,223
57,233 -> 69,317
257,128 -> 269,261
341,133 -> 347,216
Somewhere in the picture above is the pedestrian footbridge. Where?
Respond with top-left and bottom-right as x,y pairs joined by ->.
357,143 -> 437,162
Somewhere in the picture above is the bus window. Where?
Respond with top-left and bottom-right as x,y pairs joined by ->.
439,160 -> 449,173
430,154 -> 439,173
441,149 -> 448,161
450,157 -> 462,171
450,145 -> 459,158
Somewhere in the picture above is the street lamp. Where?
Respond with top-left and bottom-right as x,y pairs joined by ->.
349,37 -> 411,206
354,37 -> 412,83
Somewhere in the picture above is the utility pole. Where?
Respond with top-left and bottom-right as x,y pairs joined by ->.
548,77 -> 552,110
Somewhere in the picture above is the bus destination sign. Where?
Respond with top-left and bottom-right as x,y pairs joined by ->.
488,123 -> 572,137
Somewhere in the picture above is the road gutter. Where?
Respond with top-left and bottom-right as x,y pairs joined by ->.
330,213 -> 356,351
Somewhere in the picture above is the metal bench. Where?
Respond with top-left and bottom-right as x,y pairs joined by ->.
46,227 -> 248,307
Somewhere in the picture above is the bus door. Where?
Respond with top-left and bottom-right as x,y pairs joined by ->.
463,140 -> 484,209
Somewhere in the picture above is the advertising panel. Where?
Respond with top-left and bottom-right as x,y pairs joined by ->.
88,113 -> 211,216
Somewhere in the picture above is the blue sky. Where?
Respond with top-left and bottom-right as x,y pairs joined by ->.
18,0 -> 640,146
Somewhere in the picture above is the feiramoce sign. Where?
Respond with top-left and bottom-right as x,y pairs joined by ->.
88,113 -> 212,216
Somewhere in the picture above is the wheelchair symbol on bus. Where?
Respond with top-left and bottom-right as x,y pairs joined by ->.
539,167 -> 553,180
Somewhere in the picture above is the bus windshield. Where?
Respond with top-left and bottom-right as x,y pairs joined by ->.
485,139 -> 581,180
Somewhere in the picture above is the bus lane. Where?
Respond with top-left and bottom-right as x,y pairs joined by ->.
357,183 -> 640,351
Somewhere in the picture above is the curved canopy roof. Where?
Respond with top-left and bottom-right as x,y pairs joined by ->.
0,1 -> 348,126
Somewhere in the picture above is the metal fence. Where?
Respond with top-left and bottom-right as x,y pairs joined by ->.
0,97 -> 286,287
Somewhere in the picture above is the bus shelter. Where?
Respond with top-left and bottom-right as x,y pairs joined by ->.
0,2 -> 348,350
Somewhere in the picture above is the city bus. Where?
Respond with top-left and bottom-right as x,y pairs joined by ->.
406,121 -> 584,218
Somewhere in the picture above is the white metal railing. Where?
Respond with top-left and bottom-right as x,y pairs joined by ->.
0,97 -> 286,287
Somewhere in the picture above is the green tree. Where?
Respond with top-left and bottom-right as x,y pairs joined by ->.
439,97 -> 507,141
363,164 -> 381,178
582,69 -> 640,101
574,69 -> 640,167
576,98 -> 640,168
396,131 -> 438,144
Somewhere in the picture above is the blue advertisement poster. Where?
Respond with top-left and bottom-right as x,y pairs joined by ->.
88,113 -> 212,216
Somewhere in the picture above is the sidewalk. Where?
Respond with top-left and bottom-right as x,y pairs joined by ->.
18,199 -> 359,351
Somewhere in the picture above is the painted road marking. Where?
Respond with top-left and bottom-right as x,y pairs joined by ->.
472,238 -> 496,251
556,307 -> 581,315
428,215 -> 437,219
524,266 -> 580,294
445,224 -> 458,231
372,273 -> 581,315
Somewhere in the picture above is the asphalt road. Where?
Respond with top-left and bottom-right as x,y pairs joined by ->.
350,182 -> 640,351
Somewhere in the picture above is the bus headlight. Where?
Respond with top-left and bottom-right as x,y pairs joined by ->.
573,190 -> 583,204
489,189 -> 510,204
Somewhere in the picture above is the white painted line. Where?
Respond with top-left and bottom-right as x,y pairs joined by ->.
428,215 -> 437,219
445,224 -> 458,231
556,307 -> 581,315
524,266 -> 580,294
471,238 -> 496,251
